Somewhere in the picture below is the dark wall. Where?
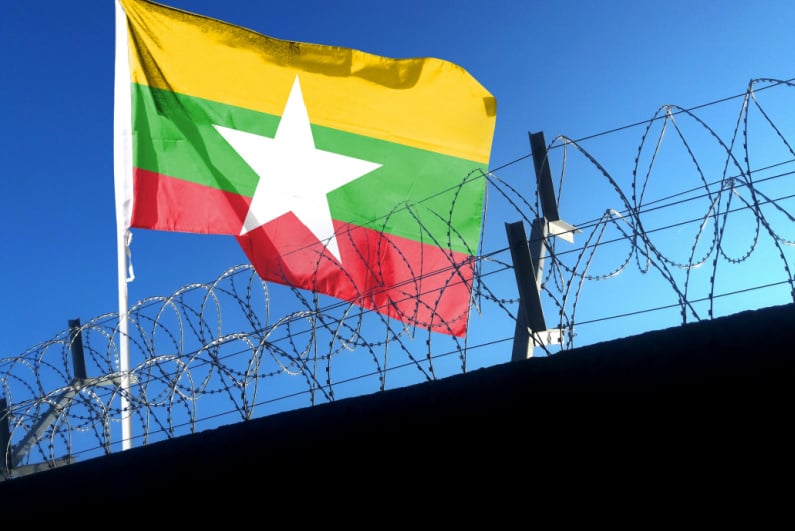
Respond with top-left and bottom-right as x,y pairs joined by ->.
2,303 -> 793,517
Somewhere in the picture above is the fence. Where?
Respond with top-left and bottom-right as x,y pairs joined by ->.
2,77 -> 793,480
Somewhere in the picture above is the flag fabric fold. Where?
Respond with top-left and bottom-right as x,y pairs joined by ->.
115,0 -> 497,336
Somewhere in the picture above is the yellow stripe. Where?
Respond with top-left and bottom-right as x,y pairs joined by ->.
120,0 -> 496,163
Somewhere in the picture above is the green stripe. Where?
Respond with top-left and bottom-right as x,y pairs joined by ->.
132,84 -> 486,254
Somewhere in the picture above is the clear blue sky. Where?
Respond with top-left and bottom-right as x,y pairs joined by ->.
1,0 -> 793,360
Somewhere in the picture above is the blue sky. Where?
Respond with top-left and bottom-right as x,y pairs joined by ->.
1,0 -> 794,361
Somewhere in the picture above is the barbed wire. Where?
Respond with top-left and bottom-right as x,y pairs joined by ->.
2,77 -> 793,480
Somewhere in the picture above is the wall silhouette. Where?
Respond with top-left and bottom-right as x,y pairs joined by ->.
1,303 -> 792,516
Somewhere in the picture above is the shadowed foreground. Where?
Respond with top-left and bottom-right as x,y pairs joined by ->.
1,303 -> 793,514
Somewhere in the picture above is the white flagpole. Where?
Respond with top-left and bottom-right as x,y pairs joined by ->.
113,0 -> 134,451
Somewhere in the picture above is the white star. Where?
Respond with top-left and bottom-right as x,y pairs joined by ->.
213,76 -> 382,263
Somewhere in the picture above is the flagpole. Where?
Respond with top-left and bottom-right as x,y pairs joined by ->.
115,240 -> 133,452
114,0 -> 133,451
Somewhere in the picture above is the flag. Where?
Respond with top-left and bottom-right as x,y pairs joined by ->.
115,0 -> 497,337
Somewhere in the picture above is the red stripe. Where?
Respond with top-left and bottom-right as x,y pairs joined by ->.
130,168 -> 251,234
131,169 -> 474,336
236,217 -> 474,337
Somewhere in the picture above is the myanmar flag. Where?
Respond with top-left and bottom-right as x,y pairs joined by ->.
114,0 -> 497,337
